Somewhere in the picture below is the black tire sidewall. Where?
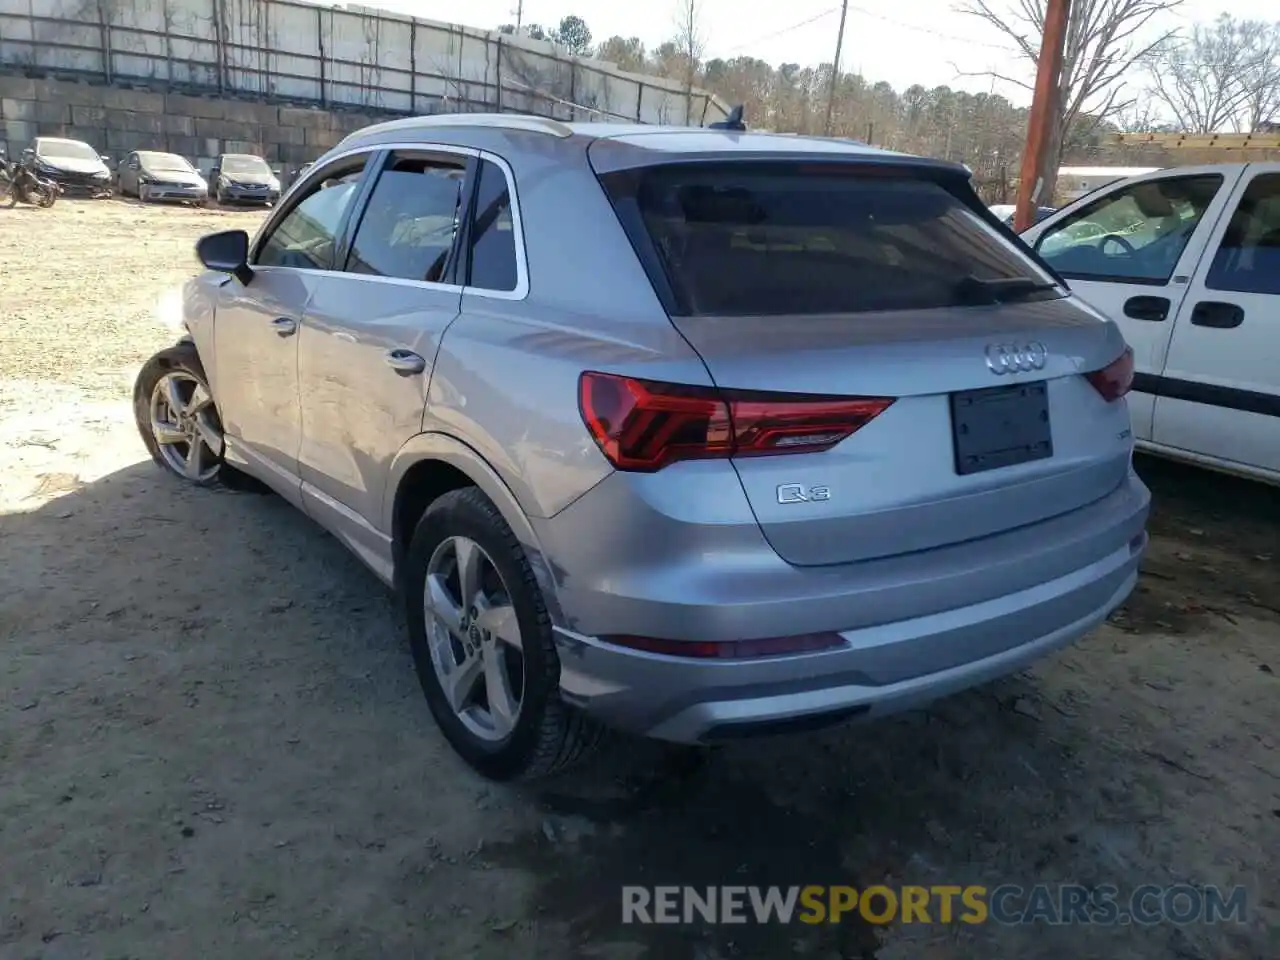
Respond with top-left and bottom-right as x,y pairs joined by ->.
133,343 -> 224,487
403,490 -> 561,781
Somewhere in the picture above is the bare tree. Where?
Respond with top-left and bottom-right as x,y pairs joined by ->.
596,35 -> 647,74
958,0 -> 1183,200
1237,21 -> 1280,132
1112,98 -> 1168,132
1147,15 -> 1278,132
673,0 -> 706,124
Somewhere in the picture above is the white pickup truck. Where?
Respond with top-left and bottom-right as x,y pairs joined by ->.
1021,163 -> 1280,485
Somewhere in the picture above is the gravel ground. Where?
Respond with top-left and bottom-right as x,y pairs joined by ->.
0,199 -> 1277,960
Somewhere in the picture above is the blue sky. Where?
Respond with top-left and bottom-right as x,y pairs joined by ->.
365,0 -> 1277,105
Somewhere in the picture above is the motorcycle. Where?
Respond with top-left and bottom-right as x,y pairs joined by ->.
1,150 -> 61,207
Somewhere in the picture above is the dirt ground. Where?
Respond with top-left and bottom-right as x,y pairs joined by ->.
0,199 -> 1276,960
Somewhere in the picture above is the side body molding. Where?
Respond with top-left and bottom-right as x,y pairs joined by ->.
382,432 -> 567,626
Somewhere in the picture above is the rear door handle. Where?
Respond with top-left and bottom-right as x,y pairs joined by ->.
385,349 -> 426,374
1190,301 -> 1244,329
1123,295 -> 1170,322
270,316 -> 298,337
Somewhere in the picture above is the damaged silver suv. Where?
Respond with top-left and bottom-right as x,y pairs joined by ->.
135,113 -> 1149,780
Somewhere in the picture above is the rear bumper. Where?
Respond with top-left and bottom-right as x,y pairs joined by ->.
543,471 -> 1150,743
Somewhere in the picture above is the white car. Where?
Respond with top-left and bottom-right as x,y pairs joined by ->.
1022,163 -> 1280,486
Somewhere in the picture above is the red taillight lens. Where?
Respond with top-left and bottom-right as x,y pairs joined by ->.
578,371 -> 894,472
1085,346 -> 1135,402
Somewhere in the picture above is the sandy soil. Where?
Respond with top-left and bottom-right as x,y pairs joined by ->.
0,199 -> 1276,960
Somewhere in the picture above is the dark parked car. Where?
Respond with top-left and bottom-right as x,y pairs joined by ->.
118,150 -> 209,204
209,153 -> 281,205
24,137 -> 112,197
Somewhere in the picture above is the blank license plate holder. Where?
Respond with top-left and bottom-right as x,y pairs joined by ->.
950,382 -> 1052,476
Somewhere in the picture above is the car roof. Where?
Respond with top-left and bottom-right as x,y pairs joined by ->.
335,113 -> 965,177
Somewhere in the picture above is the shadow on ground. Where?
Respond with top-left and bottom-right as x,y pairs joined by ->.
1,455 -> 1275,959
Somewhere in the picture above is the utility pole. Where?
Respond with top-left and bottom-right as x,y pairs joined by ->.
513,0 -> 523,32
823,0 -> 849,136
1014,0 -> 1070,231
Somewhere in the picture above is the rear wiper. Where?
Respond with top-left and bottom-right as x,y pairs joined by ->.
955,275 -> 1060,304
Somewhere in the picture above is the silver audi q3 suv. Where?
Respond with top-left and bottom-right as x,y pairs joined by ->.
134,113 -> 1149,780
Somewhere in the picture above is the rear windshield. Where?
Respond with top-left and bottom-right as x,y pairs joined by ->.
603,162 -> 1059,316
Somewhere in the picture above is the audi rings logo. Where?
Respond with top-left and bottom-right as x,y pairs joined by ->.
984,341 -> 1049,375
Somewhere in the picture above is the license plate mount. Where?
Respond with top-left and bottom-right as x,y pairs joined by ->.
950,382 -> 1053,476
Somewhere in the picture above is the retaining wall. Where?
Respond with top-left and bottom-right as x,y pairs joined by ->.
0,73 -> 401,171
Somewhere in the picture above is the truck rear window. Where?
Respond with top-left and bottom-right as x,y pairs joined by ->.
601,162 -> 1059,316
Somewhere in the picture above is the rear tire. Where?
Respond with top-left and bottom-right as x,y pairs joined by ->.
403,487 -> 605,781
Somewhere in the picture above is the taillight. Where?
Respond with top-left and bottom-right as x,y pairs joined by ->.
578,371 -> 893,472
1085,346 -> 1135,402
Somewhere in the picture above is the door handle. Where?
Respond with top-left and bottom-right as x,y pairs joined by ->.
385,349 -> 426,374
1190,301 -> 1244,329
270,316 -> 298,337
1123,295 -> 1170,322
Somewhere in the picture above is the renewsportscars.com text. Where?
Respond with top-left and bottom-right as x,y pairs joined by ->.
621,884 -> 1248,926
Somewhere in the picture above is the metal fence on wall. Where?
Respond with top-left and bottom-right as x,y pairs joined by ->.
0,0 -> 728,125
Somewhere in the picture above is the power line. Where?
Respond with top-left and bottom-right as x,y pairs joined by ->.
843,5 -> 1274,70
719,6 -> 842,56
710,4 -> 1274,81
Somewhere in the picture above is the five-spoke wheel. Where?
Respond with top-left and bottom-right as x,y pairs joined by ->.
424,535 -> 526,741
149,370 -> 224,483
134,342 -> 227,487
404,487 -> 604,780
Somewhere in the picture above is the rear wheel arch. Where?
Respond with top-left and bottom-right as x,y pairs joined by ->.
386,435 -> 561,618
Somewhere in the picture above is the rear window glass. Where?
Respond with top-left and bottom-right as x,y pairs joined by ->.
606,163 -> 1058,316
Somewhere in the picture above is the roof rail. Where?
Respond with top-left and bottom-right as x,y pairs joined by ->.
341,113 -> 575,146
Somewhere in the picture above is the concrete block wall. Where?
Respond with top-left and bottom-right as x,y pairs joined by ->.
0,75 -> 392,175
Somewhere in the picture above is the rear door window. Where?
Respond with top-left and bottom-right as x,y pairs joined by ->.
601,162 -> 1058,316
1206,173 -> 1280,296
344,153 -> 468,283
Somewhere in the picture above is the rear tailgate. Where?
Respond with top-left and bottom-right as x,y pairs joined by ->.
591,151 -> 1135,566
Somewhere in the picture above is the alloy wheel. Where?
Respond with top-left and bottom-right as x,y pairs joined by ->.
149,371 -> 223,483
423,535 -> 526,742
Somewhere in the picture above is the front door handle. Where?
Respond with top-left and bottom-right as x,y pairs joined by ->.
270,316 -> 298,337
1190,301 -> 1244,329
385,349 -> 426,374
1123,295 -> 1170,322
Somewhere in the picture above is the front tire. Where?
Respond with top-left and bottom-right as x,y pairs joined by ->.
404,487 -> 605,781
133,343 -> 226,487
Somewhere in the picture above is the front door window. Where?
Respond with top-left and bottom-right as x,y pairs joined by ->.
1035,175 -> 1223,284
